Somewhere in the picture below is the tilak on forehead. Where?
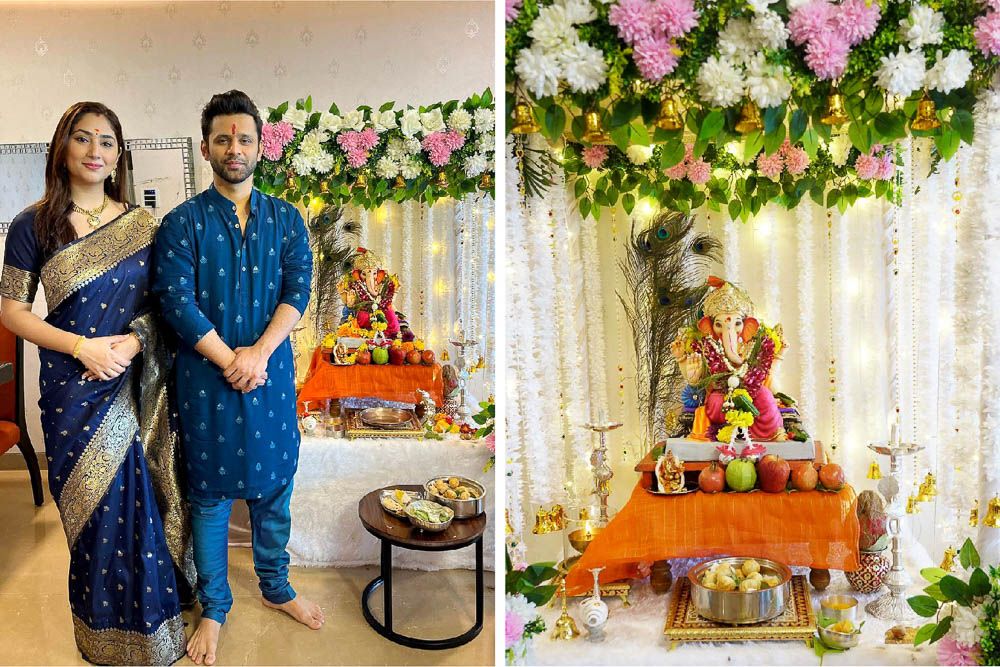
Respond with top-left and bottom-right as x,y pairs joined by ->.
231,123 -> 237,135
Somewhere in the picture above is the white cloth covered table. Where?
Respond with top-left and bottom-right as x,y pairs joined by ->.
284,434 -> 494,571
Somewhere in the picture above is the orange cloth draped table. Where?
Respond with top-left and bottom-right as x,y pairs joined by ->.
296,347 -> 444,412
565,482 -> 860,595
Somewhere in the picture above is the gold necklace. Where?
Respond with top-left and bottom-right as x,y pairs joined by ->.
72,194 -> 110,229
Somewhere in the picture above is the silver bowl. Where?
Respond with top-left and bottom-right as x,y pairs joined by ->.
820,595 -> 860,624
359,407 -> 414,428
425,476 -> 486,519
687,557 -> 793,624
379,489 -> 422,518
404,500 -> 454,532
818,624 -> 861,649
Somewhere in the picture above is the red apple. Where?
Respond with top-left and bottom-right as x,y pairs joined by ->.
356,349 -> 372,365
818,463 -> 845,491
405,350 -> 422,365
790,462 -> 818,491
421,349 -> 436,365
757,454 -> 791,493
698,461 -> 725,494
388,347 -> 405,365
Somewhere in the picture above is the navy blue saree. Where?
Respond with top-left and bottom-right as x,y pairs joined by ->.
0,207 -> 193,665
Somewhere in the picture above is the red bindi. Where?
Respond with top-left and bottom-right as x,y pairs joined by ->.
231,123 -> 237,135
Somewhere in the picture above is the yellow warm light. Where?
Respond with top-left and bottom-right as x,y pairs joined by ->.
487,271 -> 495,283
487,216 -> 495,230
308,198 -> 325,215
431,241 -> 443,255
375,205 -> 388,224
756,218 -> 772,238
636,197 -> 657,219
434,278 -> 449,295
845,277 -> 860,298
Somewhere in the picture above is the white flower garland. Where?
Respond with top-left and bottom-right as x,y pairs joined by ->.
580,207 -> 609,426
795,203 -> 816,429
358,206 -> 369,248
381,202 -> 394,274
723,214 -> 741,284
762,206 -> 780,333
483,194 -> 496,396
423,202 -> 435,347
401,201 -> 414,323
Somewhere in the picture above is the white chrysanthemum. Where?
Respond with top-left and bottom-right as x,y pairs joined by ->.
375,156 -> 399,179
464,153 -> 489,177
477,132 -> 495,154
875,47 -> 926,97
506,593 -> 539,625
829,132 -> 852,166
298,129 -> 329,157
746,54 -> 792,109
318,112 -> 343,135
291,153 -> 314,176
447,108 -> 473,132
404,137 -> 421,154
697,56 -> 745,108
561,40 -> 607,93
528,3 -> 575,51
312,152 -> 334,174
926,49 -> 973,94
949,604 -> 985,647
626,144 -> 653,165
718,19 -> 757,67
400,109 -> 422,137
342,110 -> 365,131
557,0 -> 597,24
751,10 -> 789,51
386,137 -> 408,161
516,45 -> 562,98
474,107 -> 496,133
400,157 -> 422,179
373,110 -> 398,133
282,107 -> 309,131
900,4 -> 944,49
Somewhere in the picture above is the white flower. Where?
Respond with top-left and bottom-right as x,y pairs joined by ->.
375,156 -> 399,179
291,153 -> 314,176
748,0 -> 778,11
516,45 -> 562,98
751,10 -> 789,51
976,86 -> 1000,126
400,108 -> 422,137
478,132 -> 495,154
506,593 -> 539,626
342,109 -> 365,131
312,152 -> 334,174
829,132 -> 852,166
875,47 -> 926,97
464,153 -> 489,177
420,108 -> 446,134
282,107 -> 309,131
386,138 -> 408,161
697,56 -> 745,108
556,0 -> 597,25
718,19 -> 756,67
949,603 -> 985,647
400,157 -> 422,179
404,137 -> 421,154
626,144 -> 653,165
291,129 -> 331,174
299,128 -> 329,155
926,49 -> 973,94
474,107 -> 496,133
560,40 -> 607,93
785,0 -> 812,9
528,4 -> 575,52
447,108 -> 473,132
374,110 -> 398,133
746,54 -> 792,109
900,4 -> 944,49
317,112 -> 343,134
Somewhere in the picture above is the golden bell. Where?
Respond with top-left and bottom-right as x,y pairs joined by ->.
434,171 -> 448,189
551,579 -> 581,640
532,507 -> 552,535
319,179 -> 330,193
984,496 -> 1000,528
940,546 -> 957,572
505,509 -> 514,536
392,175 -> 406,190
550,504 -> 567,530
582,110 -> 612,145
821,89 -> 849,126
867,460 -> 882,480
911,91 -> 941,131
735,99 -> 764,135
441,349 -> 450,361
970,499 -> 980,527
917,473 -> 937,502
354,172 -> 368,189
655,96 -> 683,131
511,100 -> 540,134
479,172 -> 493,190
906,494 -> 919,514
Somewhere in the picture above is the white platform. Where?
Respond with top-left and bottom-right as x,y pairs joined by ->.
664,437 -> 816,461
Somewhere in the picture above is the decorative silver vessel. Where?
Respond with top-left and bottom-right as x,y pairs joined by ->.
425,476 -> 486,519
687,557 -> 792,625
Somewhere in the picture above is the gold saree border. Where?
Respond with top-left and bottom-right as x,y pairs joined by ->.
73,612 -> 185,666
0,264 -> 39,303
58,379 -> 139,548
41,208 -> 158,311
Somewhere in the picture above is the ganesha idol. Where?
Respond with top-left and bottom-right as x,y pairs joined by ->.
336,247 -> 415,342
670,277 -> 809,447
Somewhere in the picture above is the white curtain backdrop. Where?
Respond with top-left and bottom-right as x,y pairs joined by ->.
507,99 -> 1000,565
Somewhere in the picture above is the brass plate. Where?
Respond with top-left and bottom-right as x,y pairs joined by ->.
664,575 -> 816,642
360,407 -> 415,428
345,410 -> 424,439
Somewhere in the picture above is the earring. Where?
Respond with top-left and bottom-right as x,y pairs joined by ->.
111,167 -> 117,181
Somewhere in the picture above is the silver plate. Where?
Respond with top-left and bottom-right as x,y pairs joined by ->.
379,489 -> 423,518
687,557 -> 793,625
359,407 -> 415,428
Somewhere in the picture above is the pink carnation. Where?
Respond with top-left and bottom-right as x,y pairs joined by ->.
338,128 -> 380,168
805,30 -> 850,80
651,0 -> 699,40
877,153 -> 895,180
633,34 -> 680,81
782,143 -> 810,175
756,151 -> 784,179
582,145 -> 609,169
505,0 -> 522,22
261,121 -> 294,161
834,0 -> 880,46
609,0 -> 655,46
937,636 -> 982,666
975,11 -> 1000,56
854,153 -> 880,180
505,610 -> 526,649
421,130 -> 465,167
788,0 -> 835,46
687,158 -> 711,184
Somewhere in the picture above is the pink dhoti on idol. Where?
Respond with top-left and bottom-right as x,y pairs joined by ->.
705,385 -> 784,440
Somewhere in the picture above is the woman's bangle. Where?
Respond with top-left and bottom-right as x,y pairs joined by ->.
129,331 -> 144,352
72,335 -> 86,359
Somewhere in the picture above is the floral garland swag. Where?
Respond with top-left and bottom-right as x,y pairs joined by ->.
505,0 -> 1000,220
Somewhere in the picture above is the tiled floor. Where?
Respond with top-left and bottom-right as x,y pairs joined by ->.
0,470 -> 494,666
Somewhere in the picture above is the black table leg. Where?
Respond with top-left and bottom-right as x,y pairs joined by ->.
475,536 -> 483,628
381,539 -> 392,632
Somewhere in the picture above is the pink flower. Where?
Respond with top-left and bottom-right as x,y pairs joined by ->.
261,121 -> 294,161
421,130 -> 466,167
937,636 -> 982,666
834,0 -> 880,46
485,431 -> 496,453
805,30 -> 851,80
687,158 -> 711,184
338,128 -> 380,167
757,151 -> 784,179
877,153 -> 895,180
609,0 -> 655,46
783,144 -> 810,175
664,161 -> 688,179
633,34 -> 680,81
975,11 -> 1000,56
582,145 -> 609,169
788,0 -> 835,46
505,610 -> 526,649
505,0 -> 522,22
854,152 -> 880,179
651,0 -> 699,40
986,0 -> 1000,11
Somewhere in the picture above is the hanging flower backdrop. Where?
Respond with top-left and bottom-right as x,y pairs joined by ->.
254,89 -> 496,209
505,0 -> 1000,219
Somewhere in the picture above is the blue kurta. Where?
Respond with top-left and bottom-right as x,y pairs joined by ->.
152,186 -> 312,500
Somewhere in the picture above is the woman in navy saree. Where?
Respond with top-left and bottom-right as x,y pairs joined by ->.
0,103 -> 192,665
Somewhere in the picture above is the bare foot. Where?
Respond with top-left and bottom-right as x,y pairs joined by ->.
262,595 -> 325,629
187,617 -> 221,666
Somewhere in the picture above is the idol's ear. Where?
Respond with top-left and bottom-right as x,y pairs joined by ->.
698,316 -> 714,336
742,317 -> 760,341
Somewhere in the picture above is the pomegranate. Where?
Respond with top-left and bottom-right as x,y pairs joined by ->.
405,350 -> 422,365
421,349 -> 436,365
356,349 -> 372,365
698,461 -> 725,494
818,463 -> 845,491
790,462 -> 818,491
757,455 -> 791,493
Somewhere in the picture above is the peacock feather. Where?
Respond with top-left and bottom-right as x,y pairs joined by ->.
306,204 -> 357,335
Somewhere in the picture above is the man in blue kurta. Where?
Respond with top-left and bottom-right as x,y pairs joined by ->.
152,90 -> 323,666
